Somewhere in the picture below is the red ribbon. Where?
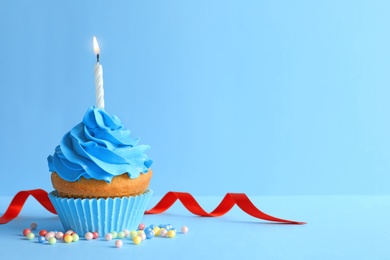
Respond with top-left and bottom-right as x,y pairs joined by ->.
0,189 -> 305,225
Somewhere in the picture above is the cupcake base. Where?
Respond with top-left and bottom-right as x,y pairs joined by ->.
49,189 -> 153,235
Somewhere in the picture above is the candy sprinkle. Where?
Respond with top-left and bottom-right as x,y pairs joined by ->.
153,227 -> 161,236
23,228 -> 31,236
111,231 -> 118,239
92,232 -> 99,239
130,230 -> 138,239
48,237 -> 57,245
30,222 -> 38,230
138,223 -> 145,230
115,240 -> 123,248
55,232 -> 64,240
63,234 -> 73,243
26,232 -> 35,240
85,232 -> 93,241
117,231 -> 125,239
123,229 -> 130,237
181,226 -> 189,234
72,233 -> 80,242
144,227 -> 152,233
105,233 -> 113,241
159,228 -> 167,237
39,230 -> 48,237
45,231 -> 55,240
146,230 -> 155,239
38,236 -> 46,243
167,230 -> 176,238
132,235 -> 142,245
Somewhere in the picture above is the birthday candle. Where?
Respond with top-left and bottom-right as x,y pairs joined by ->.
93,36 -> 104,109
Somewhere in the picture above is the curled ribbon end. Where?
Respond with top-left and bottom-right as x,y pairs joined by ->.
1,189 -> 305,225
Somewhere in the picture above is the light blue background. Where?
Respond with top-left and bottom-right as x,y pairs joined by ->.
0,0 -> 389,196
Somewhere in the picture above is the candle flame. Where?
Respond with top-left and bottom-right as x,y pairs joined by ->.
93,36 -> 100,55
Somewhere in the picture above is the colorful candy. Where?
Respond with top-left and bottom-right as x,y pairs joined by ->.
115,240 -> 123,248
55,232 -> 64,240
22,223 -> 188,247
30,222 -> 38,230
39,230 -> 47,236
45,231 -> 55,240
167,230 -> 176,238
138,223 -> 145,230
72,233 -> 80,242
105,233 -> 113,241
181,226 -> 189,234
132,235 -> 142,245
92,231 -> 99,239
26,232 -> 35,240
145,230 -> 155,239
65,230 -> 74,235
123,229 -> 130,237
23,228 -> 31,236
143,226 -> 152,234
84,232 -> 93,240
63,234 -> 73,243
48,237 -> 57,245
130,230 -> 138,239
153,226 -> 161,236
159,228 -> 167,237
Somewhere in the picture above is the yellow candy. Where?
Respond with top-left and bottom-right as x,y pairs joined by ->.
137,230 -> 145,235
153,227 -> 161,236
130,230 -> 138,239
64,234 -> 73,243
132,235 -> 142,245
167,230 -> 176,238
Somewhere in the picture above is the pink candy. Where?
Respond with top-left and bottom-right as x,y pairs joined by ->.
138,223 -> 145,230
105,233 -> 113,241
85,232 -> 94,240
181,226 -> 189,234
55,232 -> 64,240
115,240 -> 123,248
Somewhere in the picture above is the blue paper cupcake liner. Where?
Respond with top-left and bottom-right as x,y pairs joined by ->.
49,189 -> 153,235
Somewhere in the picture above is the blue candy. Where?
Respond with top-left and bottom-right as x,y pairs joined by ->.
38,236 -> 46,243
144,227 -> 152,233
146,231 -> 155,239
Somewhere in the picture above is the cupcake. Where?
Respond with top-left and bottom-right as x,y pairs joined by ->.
47,106 -> 153,235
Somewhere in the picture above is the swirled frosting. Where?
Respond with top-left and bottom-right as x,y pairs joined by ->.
48,107 -> 152,183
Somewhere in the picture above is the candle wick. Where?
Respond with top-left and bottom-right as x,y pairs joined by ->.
96,54 -> 100,63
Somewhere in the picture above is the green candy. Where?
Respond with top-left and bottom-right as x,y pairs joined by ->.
48,237 -> 57,245
26,232 -> 35,240
117,231 -> 125,239
71,234 -> 80,242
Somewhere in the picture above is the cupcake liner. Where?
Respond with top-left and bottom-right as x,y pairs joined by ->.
48,189 -> 153,235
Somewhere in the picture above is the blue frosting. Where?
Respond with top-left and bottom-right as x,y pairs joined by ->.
48,107 -> 152,182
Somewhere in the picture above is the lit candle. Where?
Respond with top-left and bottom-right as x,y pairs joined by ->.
93,36 -> 104,109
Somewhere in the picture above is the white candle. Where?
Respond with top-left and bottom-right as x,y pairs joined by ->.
93,36 -> 104,109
